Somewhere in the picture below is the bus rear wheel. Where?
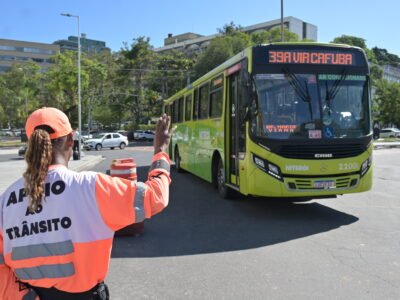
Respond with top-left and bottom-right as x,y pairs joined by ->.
217,159 -> 233,199
175,147 -> 183,173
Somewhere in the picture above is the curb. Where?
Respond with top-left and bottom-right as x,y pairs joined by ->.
70,155 -> 105,172
374,145 -> 400,150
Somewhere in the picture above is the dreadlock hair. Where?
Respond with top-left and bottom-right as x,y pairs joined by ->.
23,126 -> 53,212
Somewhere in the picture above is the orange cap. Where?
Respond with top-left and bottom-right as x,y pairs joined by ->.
26,107 -> 73,139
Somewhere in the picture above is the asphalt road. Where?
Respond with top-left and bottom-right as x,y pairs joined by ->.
87,147 -> 400,300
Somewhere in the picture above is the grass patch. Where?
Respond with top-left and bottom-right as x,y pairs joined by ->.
0,140 -> 24,148
375,138 -> 399,143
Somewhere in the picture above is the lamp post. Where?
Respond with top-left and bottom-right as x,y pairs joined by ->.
61,13 -> 81,159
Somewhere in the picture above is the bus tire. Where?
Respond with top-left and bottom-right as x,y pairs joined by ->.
212,153 -> 220,188
174,147 -> 183,173
217,159 -> 233,199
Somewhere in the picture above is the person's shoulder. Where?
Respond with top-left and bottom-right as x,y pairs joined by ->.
50,167 -> 98,184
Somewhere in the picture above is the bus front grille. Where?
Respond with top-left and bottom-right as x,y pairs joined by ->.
291,177 -> 353,190
278,144 -> 365,159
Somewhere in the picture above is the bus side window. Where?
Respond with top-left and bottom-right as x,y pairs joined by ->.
185,94 -> 192,121
193,89 -> 199,120
210,89 -> 223,118
199,83 -> 209,119
210,75 -> 223,118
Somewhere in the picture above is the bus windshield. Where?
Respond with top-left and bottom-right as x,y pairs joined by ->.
251,73 -> 370,140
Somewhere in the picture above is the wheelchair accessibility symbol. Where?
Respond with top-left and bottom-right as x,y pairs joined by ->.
324,127 -> 334,138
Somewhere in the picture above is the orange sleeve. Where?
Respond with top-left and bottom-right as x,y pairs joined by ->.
0,233 -> 38,300
95,152 -> 171,231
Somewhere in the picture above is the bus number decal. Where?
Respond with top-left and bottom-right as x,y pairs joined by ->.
338,163 -> 359,171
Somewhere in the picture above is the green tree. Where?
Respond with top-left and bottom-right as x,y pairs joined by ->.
81,55 -> 108,130
43,51 -> 90,126
370,64 -> 383,85
331,35 -> 377,63
0,62 -> 41,128
149,50 -> 195,99
194,37 -> 234,78
119,37 -> 155,126
332,35 -> 367,49
375,79 -> 400,127
250,27 -> 299,44
194,26 -> 302,78
217,21 -> 242,35
372,47 -> 400,66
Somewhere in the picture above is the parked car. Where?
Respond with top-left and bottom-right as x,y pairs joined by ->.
379,128 -> 400,138
13,130 -> 22,137
117,130 -> 128,136
80,130 -> 93,141
1,129 -> 13,137
134,130 -> 155,141
84,133 -> 128,151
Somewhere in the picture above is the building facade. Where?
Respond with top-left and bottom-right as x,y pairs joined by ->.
382,64 -> 400,83
53,34 -> 109,54
154,16 -> 318,53
0,39 -> 60,72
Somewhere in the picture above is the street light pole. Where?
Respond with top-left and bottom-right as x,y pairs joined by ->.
61,13 -> 82,160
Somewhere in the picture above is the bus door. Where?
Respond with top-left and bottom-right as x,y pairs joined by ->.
227,72 -> 240,187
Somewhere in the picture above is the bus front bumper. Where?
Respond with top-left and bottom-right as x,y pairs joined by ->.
248,165 -> 373,198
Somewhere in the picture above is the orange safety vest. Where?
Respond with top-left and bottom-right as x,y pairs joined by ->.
0,152 -> 170,295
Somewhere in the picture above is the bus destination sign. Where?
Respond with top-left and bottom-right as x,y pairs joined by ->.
268,50 -> 354,65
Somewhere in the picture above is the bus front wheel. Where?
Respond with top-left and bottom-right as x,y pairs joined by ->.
217,159 -> 233,199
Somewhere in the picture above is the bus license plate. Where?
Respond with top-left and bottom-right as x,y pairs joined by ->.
314,180 -> 335,189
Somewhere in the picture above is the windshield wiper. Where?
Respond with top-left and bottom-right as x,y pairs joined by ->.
325,70 -> 347,103
323,71 -> 347,122
283,69 -> 313,120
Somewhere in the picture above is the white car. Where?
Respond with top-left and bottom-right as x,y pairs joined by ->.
84,133 -> 128,151
134,130 -> 155,141
81,131 -> 93,141
379,128 -> 400,138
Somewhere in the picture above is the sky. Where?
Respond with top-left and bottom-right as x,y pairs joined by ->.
1,0 -> 399,55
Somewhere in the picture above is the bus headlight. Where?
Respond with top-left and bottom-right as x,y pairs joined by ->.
360,155 -> 372,177
252,153 -> 283,181
254,156 -> 265,169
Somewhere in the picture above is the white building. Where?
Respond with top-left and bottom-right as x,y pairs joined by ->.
382,64 -> 400,83
154,16 -> 317,54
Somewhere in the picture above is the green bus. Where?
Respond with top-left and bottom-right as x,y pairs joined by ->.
164,43 -> 373,200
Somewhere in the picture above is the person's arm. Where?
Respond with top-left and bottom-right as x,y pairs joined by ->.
95,114 -> 173,231
95,152 -> 170,231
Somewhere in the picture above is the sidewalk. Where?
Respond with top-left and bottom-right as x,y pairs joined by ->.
0,153 -> 104,194
374,141 -> 400,149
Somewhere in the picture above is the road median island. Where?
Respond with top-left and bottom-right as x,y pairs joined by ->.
374,141 -> 400,150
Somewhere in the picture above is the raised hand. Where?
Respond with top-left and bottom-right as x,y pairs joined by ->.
153,114 -> 173,154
